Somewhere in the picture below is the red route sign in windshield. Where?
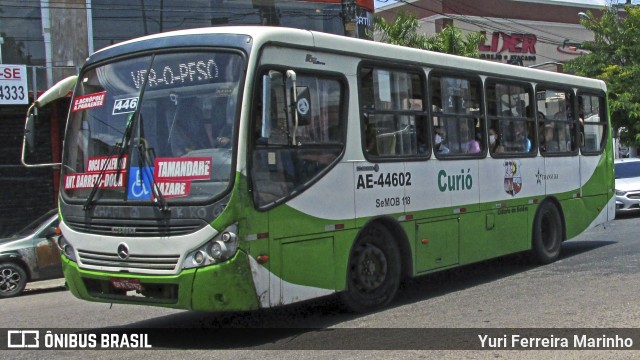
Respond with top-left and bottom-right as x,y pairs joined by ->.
72,91 -> 106,112
153,157 -> 212,181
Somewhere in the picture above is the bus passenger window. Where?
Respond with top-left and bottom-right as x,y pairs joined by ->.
359,66 -> 427,159
579,94 -> 607,153
537,88 -> 577,155
485,80 -> 534,156
430,73 -> 484,157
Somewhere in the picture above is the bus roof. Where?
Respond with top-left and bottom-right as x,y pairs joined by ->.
88,26 -> 606,92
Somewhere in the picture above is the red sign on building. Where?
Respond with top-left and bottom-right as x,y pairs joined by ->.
478,32 -> 537,64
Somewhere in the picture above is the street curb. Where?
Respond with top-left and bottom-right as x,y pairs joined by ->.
25,278 -> 66,291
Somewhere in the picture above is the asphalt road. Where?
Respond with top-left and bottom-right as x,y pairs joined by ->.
2,213 -> 640,359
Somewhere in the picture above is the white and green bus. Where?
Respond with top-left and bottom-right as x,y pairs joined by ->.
39,26 -> 614,312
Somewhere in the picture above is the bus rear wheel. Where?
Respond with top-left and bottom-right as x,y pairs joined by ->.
531,201 -> 563,264
340,224 -> 401,313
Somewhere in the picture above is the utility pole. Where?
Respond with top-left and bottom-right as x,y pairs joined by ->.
342,0 -> 357,38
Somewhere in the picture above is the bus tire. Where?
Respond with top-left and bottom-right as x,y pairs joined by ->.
530,201 -> 563,264
0,262 -> 28,298
340,224 -> 401,313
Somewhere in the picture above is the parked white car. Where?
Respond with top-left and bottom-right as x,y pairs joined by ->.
614,158 -> 640,213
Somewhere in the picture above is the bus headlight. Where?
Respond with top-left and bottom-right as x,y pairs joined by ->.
193,250 -> 207,266
210,241 -> 228,260
57,236 -> 77,262
182,225 -> 239,269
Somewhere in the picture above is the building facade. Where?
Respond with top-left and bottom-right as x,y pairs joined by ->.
375,0 -> 609,71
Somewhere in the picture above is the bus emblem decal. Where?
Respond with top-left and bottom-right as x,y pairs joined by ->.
305,54 -> 325,65
117,243 -> 130,260
504,160 -> 522,196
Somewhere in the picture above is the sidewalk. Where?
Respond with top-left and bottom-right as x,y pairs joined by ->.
25,278 -> 66,292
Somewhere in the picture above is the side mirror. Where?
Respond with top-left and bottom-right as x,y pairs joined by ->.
41,226 -> 58,240
24,109 -> 37,153
35,75 -> 78,108
21,75 -> 77,168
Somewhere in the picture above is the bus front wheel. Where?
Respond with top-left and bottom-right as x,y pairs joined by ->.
340,224 -> 401,313
531,201 -> 563,264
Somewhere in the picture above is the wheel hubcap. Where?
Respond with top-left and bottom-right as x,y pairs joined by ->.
0,268 -> 21,293
354,244 -> 387,292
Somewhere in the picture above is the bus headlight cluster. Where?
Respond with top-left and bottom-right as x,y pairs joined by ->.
183,225 -> 239,269
210,241 -> 227,260
57,236 -> 77,262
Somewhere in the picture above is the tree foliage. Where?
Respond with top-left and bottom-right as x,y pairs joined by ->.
374,11 -> 485,58
565,5 -> 640,145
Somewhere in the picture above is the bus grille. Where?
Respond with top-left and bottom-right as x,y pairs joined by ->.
78,249 -> 180,271
65,219 -> 206,237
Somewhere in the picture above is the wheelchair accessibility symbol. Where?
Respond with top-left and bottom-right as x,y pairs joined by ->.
128,167 -> 153,200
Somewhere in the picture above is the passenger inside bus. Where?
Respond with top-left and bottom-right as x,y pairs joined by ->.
166,98 -> 212,156
207,120 -> 233,148
489,127 -> 504,154
459,123 -> 480,154
541,123 -> 559,152
513,121 -> 531,152
433,126 -> 449,154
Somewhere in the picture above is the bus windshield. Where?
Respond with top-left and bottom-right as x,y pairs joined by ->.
62,50 -> 244,204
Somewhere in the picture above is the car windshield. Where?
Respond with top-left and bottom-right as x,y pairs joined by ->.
615,161 -> 640,179
14,209 -> 57,238
62,50 -> 243,204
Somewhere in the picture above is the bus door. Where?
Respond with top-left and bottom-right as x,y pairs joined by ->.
248,65 -> 348,306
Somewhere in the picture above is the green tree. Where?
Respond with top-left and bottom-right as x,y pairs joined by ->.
374,11 -> 485,57
565,5 -> 640,145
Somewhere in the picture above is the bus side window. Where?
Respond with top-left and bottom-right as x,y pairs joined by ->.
359,66 -> 426,159
486,80 -> 534,156
537,88 -> 576,155
430,73 -> 484,156
579,93 -> 607,153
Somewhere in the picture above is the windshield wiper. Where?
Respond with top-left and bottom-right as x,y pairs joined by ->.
83,115 -> 135,211
135,120 -> 169,212
83,56 -> 157,212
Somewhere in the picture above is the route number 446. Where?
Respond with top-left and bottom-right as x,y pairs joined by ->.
113,97 -> 139,115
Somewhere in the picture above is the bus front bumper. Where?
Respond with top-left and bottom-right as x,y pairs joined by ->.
61,250 -> 260,312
